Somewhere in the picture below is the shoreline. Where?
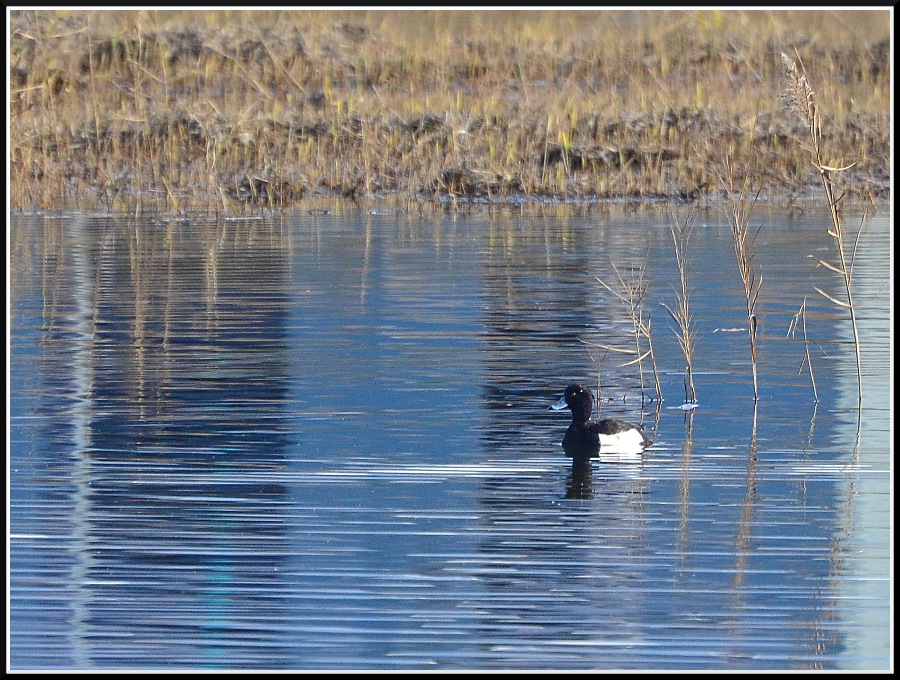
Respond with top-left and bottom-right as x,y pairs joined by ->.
9,10 -> 891,213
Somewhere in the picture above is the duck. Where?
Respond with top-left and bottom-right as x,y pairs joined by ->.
549,383 -> 652,455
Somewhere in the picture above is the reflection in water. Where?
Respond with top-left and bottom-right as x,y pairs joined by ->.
8,207 -> 890,670
567,456 -> 595,499
565,451 -> 643,499
675,410 -> 695,569
15,215 -> 297,668
728,402 -> 759,631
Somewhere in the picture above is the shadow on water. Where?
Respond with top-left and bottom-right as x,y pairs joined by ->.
8,207 -> 891,670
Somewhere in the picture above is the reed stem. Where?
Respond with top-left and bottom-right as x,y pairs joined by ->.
662,210 -> 698,405
780,51 -> 863,407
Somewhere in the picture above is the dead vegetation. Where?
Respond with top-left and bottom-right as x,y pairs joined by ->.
8,10 -> 890,212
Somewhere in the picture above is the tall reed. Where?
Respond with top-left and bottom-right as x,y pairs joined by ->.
780,51 -> 864,407
662,211 -> 698,405
787,296 -> 818,402
579,344 -> 608,414
722,174 -> 764,402
593,260 -> 662,405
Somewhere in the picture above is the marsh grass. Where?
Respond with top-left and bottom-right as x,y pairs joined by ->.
788,296 -> 818,403
729,201 -> 763,401
780,51 -> 865,407
719,160 -> 764,401
580,345 -> 608,416
592,260 -> 662,406
8,10 -> 890,211
662,211 -> 698,405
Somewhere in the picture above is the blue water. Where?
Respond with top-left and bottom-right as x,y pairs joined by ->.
8,205 -> 891,670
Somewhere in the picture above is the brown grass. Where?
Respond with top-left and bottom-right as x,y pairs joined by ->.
662,210 -> 699,405
592,261 -> 662,406
780,50 -> 865,407
9,9 -> 891,212
718,157 -> 764,402
788,297 -> 818,403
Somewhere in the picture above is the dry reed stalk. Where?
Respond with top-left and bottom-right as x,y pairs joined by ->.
721,167 -> 764,402
662,210 -> 698,405
780,51 -> 863,407
579,345 -> 607,416
732,212 -> 763,402
787,296 -> 818,403
593,259 -> 662,405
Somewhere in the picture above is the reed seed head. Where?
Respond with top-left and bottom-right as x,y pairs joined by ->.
780,52 -> 818,138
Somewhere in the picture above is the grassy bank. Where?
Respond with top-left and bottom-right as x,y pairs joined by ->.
9,9 -> 891,212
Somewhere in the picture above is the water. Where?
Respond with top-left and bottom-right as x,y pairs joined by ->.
8,205 -> 891,670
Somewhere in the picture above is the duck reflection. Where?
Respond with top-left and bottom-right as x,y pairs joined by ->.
566,453 -> 595,499
564,443 -> 644,499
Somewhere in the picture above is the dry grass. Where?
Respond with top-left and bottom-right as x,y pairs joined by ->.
788,297 -> 818,403
9,9 -> 891,212
727,194 -> 764,402
662,210 -> 699,405
780,50 -> 865,407
591,261 -> 662,405
718,159 -> 764,402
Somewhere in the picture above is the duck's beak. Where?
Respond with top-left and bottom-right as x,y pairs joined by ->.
548,394 -> 568,411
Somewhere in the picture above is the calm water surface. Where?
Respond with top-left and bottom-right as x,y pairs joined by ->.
8,205 -> 891,670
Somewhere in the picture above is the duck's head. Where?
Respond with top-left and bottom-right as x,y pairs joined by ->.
549,383 -> 594,422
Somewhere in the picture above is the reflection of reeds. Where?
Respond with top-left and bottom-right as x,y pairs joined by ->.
662,211 -> 698,405
674,409 -> 695,565
731,401 -> 759,608
781,51 -> 863,407
593,259 -> 662,405
787,296 -> 818,403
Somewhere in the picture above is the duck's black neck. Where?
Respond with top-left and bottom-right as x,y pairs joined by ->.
571,395 -> 593,423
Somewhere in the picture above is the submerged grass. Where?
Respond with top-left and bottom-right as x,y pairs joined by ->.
9,9 -> 891,212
